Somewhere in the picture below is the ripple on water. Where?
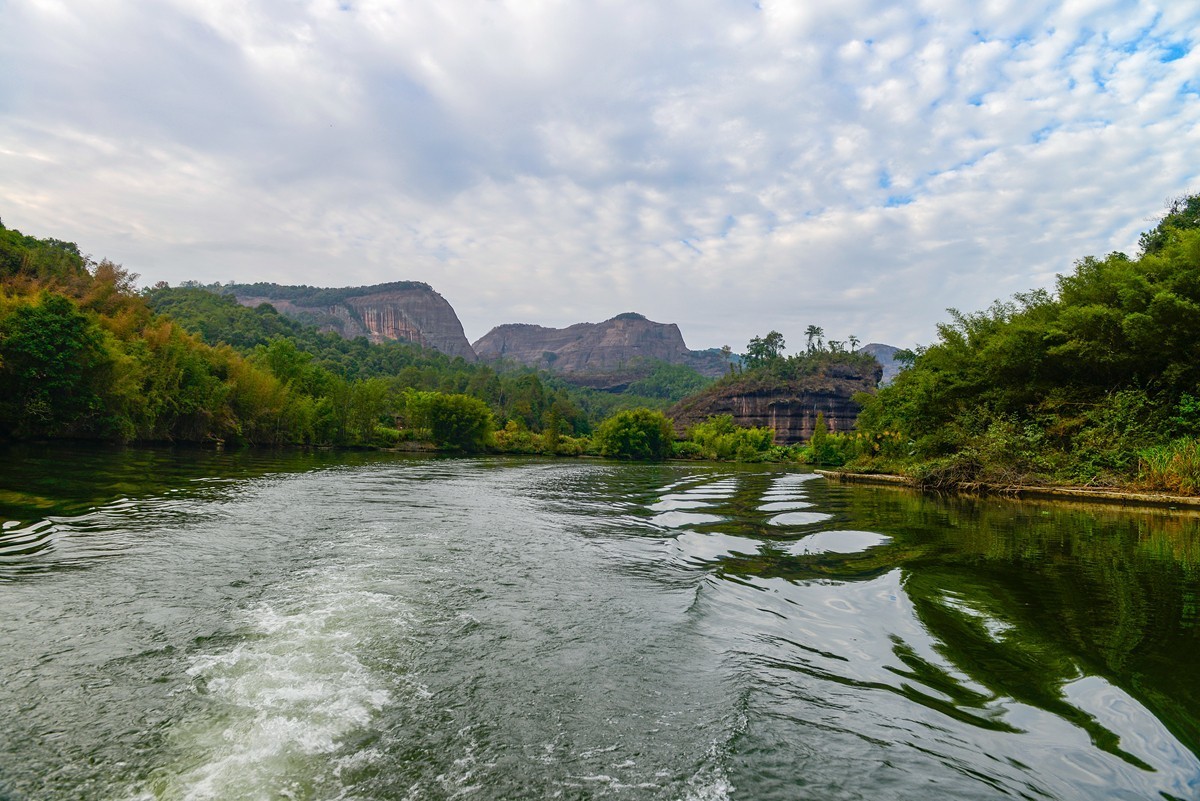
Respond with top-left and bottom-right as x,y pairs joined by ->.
651,511 -> 725,528
650,495 -> 722,512
767,511 -> 832,527
0,519 -> 56,561
784,530 -> 891,555
667,531 -> 762,566
770,473 -> 821,485
758,500 -> 814,512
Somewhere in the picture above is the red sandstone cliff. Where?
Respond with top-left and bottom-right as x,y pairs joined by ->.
668,361 -> 881,445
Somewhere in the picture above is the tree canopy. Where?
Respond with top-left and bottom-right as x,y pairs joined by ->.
855,193 -> 1200,489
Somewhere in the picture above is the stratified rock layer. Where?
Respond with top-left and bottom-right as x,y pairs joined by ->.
473,312 -> 729,377
668,361 -> 882,445
230,282 -> 476,361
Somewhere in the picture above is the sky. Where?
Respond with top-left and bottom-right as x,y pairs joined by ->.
1,0 -> 1197,351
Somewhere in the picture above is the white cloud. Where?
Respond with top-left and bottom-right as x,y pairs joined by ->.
1,0 -> 1198,350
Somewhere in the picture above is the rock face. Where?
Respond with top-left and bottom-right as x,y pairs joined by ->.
228,282 -> 476,361
668,361 -> 882,445
859,343 -> 905,384
473,312 -> 730,377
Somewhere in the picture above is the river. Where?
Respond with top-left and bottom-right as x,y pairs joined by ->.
1,444 -> 1198,800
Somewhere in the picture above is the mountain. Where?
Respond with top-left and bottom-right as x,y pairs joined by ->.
859,343 -> 904,384
668,358 -> 882,445
226,281 -> 476,361
472,312 -> 731,377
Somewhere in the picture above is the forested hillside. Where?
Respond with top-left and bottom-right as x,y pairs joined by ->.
852,194 -> 1200,493
0,222 -> 713,450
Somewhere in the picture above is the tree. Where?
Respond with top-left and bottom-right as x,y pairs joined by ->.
405,390 -> 494,451
745,330 -> 786,368
541,410 -> 561,455
804,325 -> 825,353
593,407 -> 675,460
1139,193 -> 1200,255
0,293 -> 109,437
848,335 -> 860,352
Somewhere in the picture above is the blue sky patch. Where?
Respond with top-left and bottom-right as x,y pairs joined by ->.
1161,42 -> 1190,62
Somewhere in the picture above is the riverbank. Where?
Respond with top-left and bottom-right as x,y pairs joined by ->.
816,469 -> 1200,510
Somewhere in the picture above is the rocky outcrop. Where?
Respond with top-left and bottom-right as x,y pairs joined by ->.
859,343 -> 904,384
228,281 -> 476,361
668,360 -> 881,445
472,312 -> 731,377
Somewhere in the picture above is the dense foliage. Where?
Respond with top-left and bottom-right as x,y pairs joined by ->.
0,233 -> 307,444
854,195 -> 1200,491
682,414 -> 775,461
0,220 -> 725,456
224,281 -> 432,307
145,285 -> 589,434
405,390 -> 494,451
720,329 -> 879,386
592,408 -> 675,460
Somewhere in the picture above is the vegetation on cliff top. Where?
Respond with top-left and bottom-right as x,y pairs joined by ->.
222,280 -> 436,305
850,193 -> 1200,493
668,328 -> 881,430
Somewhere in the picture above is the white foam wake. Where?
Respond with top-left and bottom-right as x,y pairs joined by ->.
131,569 -> 405,801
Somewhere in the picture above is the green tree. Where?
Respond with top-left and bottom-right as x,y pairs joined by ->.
405,390 -> 494,451
593,407 -> 675,460
541,410 -> 562,455
0,293 -> 109,437
808,411 -> 834,463
745,330 -> 786,368
804,325 -> 825,353
1139,194 -> 1200,255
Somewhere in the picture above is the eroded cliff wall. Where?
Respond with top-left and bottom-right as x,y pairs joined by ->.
668,362 -> 881,445
231,282 -> 476,361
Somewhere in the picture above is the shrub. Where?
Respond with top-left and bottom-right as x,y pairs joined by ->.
593,408 -> 675,460
1139,439 -> 1200,494
671,440 -> 706,459
685,414 -> 775,461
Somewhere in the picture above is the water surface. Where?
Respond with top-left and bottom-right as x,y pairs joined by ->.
1,445 -> 1198,800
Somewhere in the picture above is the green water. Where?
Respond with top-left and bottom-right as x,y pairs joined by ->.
1,444 -> 1198,800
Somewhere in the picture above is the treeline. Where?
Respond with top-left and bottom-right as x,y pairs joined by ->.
728,327 -> 879,382
845,194 -> 1200,493
0,220 -> 722,450
0,224 -> 586,446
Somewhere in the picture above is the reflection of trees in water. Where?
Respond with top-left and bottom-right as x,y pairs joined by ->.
0,442 -> 413,524
711,483 -> 1200,764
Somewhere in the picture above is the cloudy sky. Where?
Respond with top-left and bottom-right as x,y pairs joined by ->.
1,1 -> 1197,350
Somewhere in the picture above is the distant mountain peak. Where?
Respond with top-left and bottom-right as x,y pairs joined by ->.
474,313 -> 729,376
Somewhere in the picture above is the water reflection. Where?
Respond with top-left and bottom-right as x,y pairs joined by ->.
0,443 -> 435,581
630,472 -> 1200,797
